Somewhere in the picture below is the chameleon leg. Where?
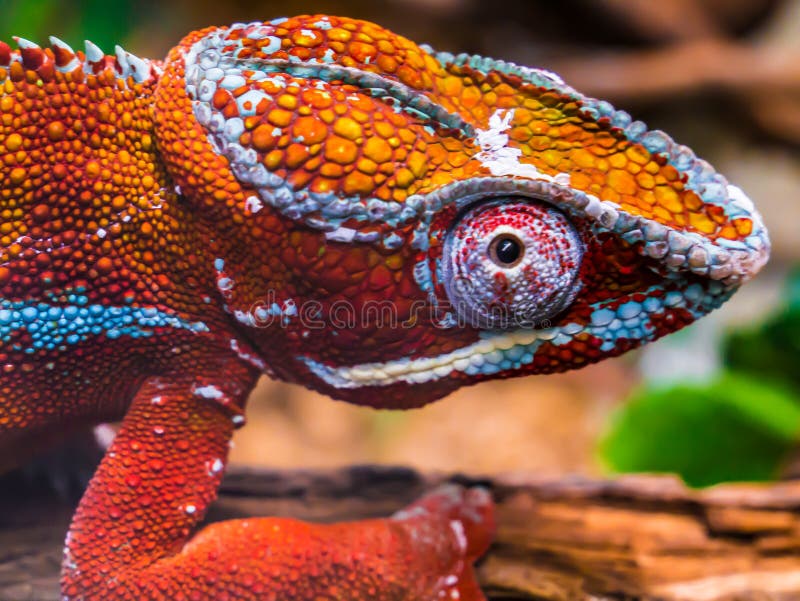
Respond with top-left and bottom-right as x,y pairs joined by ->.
62,374 -> 495,600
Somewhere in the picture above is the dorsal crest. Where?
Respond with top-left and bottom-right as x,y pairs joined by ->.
0,36 -> 162,85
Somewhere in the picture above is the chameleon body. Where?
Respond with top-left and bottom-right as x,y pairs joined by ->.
0,14 -> 768,600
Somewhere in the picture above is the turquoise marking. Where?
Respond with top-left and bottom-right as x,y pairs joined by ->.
0,298 -> 209,354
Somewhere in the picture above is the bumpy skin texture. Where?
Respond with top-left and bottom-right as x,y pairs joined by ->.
0,15 -> 768,600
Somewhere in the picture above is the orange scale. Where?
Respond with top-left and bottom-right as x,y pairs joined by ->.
304,155 -> 323,172
425,143 -> 448,165
652,205 -> 674,225
600,189 -> 622,204
597,134 -> 623,151
635,189 -> 658,208
590,143 -> 620,159
716,224 -> 739,240
376,38 -> 397,54
356,157 -> 378,175
258,82 -> 284,98
666,211 -> 687,229
340,54 -> 360,69
615,196 -> 642,217
687,210 -> 718,235
301,89 -> 333,110
292,30 -> 323,48
606,170 -> 638,196
309,176 -> 339,195
342,171 -> 377,195
547,156 -> 572,175
659,164 -> 682,183
642,161 -> 666,178
547,139 -> 573,156
291,116 -> 327,145
733,217 -> 753,237
327,41 -> 347,55
706,204 -> 727,224
636,197 -> 660,217
621,144 -> 649,165
625,161 -> 642,175
365,24 -> 391,43
532,121 -> 556,141
607,152 -> 629,171
680,190 -> 704,212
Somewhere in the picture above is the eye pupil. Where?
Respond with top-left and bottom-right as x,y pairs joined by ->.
497,239 -> 519,262
491,235 -> 522,266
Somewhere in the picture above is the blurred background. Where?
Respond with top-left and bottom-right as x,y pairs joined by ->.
3,0 -> 798,486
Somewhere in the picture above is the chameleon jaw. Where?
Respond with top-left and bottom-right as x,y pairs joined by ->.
299,278 -> 734,390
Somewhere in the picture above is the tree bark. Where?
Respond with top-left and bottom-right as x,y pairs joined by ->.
1,466 -> 799,600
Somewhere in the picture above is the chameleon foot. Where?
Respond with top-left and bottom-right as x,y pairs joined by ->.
391,483 -> 495,601
62,375 -> 496,600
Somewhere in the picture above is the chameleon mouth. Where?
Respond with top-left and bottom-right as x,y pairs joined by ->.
301,326 -> 571,389
300,279 -> 733,389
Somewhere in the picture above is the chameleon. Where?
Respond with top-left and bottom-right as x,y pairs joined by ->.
0,13 -> 769,601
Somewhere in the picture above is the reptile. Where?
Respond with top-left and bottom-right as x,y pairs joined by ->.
0,14 -> 769,601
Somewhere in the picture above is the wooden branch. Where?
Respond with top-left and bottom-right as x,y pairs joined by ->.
590,0 -> 724,41
2,466 -> 799,600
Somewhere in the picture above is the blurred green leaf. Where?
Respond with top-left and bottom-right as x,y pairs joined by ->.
0,0 -> 145,50
723,266 -> 800,394
2,0 -> 54,39
599,373 -> 800,487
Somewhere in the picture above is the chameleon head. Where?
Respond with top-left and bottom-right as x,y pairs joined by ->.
154,16 -> 770,408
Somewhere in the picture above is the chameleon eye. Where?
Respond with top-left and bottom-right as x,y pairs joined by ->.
442,198 -> 584,329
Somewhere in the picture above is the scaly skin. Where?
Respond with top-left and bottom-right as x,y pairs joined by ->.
0,15 -> 769,600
